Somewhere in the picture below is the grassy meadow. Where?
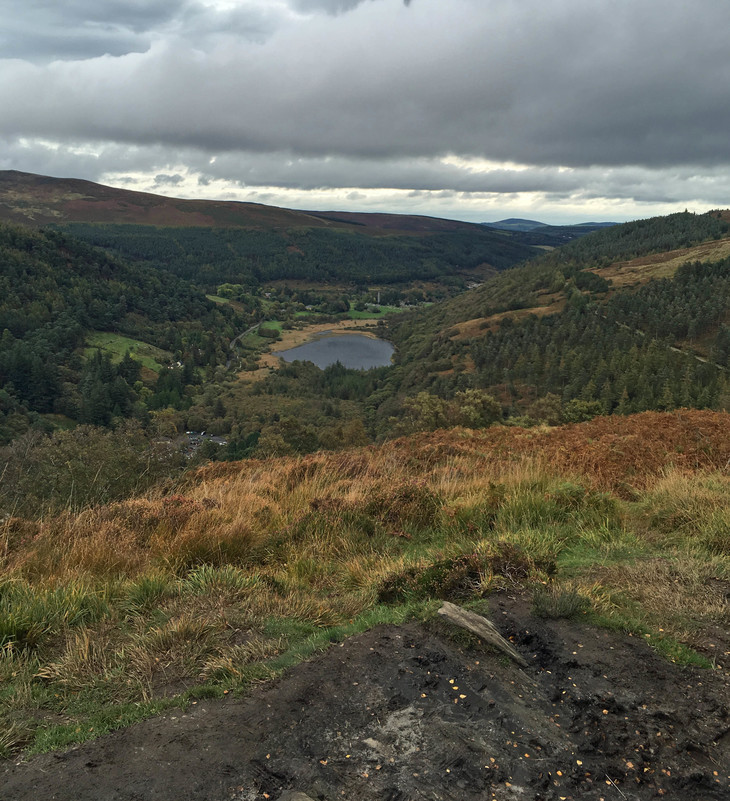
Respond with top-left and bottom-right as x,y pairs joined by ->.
84,333 -> 172,373
0,410 -> 728,758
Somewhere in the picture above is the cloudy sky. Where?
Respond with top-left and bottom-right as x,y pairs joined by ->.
2,0 -> 730,223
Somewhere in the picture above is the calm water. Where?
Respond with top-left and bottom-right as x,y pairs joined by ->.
274,333 -> 395,369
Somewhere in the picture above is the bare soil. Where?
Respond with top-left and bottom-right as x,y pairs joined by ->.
2,592 -> 728,801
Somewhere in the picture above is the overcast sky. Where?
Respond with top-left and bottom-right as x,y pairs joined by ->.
2,0 -> 730,223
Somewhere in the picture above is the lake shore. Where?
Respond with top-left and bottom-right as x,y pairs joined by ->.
235,318 -> 383,380
261,319 -> 381,368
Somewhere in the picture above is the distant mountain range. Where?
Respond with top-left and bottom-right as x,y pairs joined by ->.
482,218 -> 618,247
0,169 -> 544,293
482,218 -> 618,232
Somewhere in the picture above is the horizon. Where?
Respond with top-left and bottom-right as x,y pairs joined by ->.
2,2 -> 730,226
5,167 -> 709,229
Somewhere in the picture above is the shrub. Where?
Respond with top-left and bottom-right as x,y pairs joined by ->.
378,553 -> 490,604
364,481 -> 443,530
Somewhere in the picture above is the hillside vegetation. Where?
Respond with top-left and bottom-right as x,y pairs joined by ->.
390,210 -> 730,341
0,171 -> 481,233
0,171 -> 538,294
0,223 -> 245,443
382,212 -> 730,430
0,411 -> 727,758
58,223 -> 535,289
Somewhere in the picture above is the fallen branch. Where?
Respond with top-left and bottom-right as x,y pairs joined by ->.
437,601 -> 528,667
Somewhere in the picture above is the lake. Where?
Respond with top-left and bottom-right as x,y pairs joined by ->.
274,333 -> 395,370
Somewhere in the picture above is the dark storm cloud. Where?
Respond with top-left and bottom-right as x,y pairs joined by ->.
4,1 -> 729,167
2,0 -> 730,215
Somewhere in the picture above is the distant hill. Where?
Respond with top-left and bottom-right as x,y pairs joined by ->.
0,170 -> 489,235
0,171 -> 540,289
481,218 -> 547,231
482,218 -> 619,247
0,171 -> 535,291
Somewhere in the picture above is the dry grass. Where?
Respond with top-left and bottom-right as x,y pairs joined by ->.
448,300 -> 567,340
0,410 -> 728,755
4,410 -> 727,584
639,471 -> 730,552
590,557 -> 728,626
593,236 -> 730,288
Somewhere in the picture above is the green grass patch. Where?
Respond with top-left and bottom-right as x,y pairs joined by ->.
531,585 -> 591,620
85,333 -> 171,373
347,305 -> 404,319
205,294 -> 231,305
28,698 -> 181,755
556,534 -> 650,576
260,320 -> 284,332
587,609 -> 714,668
41,414 -> 76,431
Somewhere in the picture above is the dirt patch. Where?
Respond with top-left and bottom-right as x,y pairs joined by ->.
3,593 -> 728,800
449,302 -> 567,340
273,320 -> 382,350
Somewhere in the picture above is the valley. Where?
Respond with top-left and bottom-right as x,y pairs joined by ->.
0,172 -> 728,799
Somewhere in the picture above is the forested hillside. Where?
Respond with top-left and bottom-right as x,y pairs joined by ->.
58,223 -> 536,290
396,210 -> 730,337
381,212 -> 730,431
0,171 -> 539,293
0,224 -> 245,443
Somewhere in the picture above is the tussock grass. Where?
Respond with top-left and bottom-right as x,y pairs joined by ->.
639,472 -> 730,553
0,411 -> 728,757
532,584 -> 592,620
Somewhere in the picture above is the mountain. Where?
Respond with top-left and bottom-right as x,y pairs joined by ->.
380,210 -> 730,432
483,218 -> 617,232
481,218 -> 548,231
0,171 -> 540,290
482,218 -> 619,247
1,169 -> 497,235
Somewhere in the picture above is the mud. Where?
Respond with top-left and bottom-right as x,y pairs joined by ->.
2,592 -> 728,801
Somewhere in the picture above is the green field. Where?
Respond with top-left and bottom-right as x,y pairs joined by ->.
85,333 -> 172,373
347,304 -> 404,319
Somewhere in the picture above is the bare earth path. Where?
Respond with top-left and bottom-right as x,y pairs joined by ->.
2,593 -> 728,801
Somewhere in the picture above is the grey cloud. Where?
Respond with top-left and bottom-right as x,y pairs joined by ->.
7,132 -> 730,210
291,1 -> 372,15
0,0 -> 287,62
153,173 -> 184,185
2,0 -> 730,220
0,0 -> 188,61
2,1 -> 728,170
57,0 -> 187,33
0,28 -> 147,61
0,138 -> 173,182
